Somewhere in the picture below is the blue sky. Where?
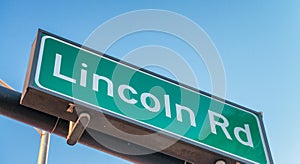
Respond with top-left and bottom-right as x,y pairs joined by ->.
1,1 -> 300,163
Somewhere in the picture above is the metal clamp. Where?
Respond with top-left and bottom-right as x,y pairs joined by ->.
67,112 -> 90,145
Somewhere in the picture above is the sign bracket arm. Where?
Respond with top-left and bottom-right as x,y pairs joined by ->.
66,111 -> 90,145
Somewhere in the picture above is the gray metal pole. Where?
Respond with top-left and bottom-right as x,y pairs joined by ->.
0,80 -> 51,164
0,86 -> 186,164
37,130 -> 50,164
1,80 -> 50,164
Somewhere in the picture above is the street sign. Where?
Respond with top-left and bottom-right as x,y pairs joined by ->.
22,30 -> 272,163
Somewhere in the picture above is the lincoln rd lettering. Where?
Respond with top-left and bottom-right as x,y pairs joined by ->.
33,34 -> 269,163
54,53 -> 253,147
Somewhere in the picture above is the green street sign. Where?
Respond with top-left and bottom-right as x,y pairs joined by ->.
22,30 -> 272,163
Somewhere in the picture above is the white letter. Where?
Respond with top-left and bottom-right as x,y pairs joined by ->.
208,110 -> 232,140
234,124 -> 253,147
53,53 -> 76,83
175,104 -> 196,127
141,93 -> 160,112
118,85 -> 137,104
164,95 -> 171,118
80,63 -> 87,87
92,74 -> 113,97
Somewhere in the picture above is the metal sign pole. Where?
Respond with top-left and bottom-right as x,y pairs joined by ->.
0,80 -> 51,164
36,129 -> 50,164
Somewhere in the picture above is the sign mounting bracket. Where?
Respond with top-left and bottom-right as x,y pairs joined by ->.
67,112 -> 90,145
